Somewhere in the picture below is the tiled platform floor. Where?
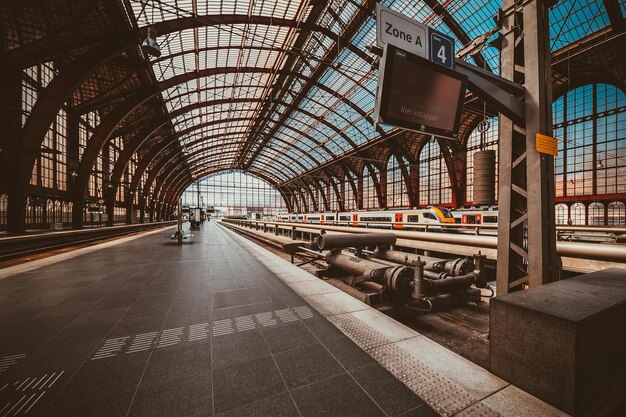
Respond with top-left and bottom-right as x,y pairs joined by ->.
0,222 -> 436,417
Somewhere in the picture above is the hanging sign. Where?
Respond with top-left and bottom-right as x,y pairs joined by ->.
376,4 -> 455,69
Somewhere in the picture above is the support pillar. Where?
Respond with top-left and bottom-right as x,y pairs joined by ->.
1,65 -> 26,233
497,0 -> 559,294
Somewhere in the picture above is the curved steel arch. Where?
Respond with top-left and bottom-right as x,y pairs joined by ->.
159,66 -> 377,134
145,15 -> 372,68
87,64 -> 379,212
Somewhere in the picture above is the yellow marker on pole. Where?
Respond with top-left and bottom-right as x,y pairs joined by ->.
535,133 -> 558,156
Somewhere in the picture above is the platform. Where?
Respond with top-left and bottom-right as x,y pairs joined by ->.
0,222 -> 566,417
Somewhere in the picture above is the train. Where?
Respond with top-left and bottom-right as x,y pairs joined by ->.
271,206 -> 500,231
274,206 -> 457,229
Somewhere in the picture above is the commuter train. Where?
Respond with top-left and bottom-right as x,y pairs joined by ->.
275,206 -> 457,229
451,207 -> 499,226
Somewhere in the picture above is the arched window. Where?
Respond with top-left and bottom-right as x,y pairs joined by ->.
555,203 -> 568,225
387,156 -> 409,208
607,202 -> 625,226
181,170 -> 286,215
46,199 -> 54,224
0,194 -> 7,227
570,203 -> 586,225
343,173 -> 356,211
553,83 -> 626,197
419,140 -> 451,206
63,202 -> 72,223
362,165 -> 378,209
466,117 -> 499,203
326,180 -> 339,211
588,202 -> 604,225
304,187 -> 313,212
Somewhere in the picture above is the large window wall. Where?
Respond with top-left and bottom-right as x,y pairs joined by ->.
387,155 -> 409,208
181,170 -> 286,216
419,140 -> 451,206
24,63 -> 68,192
362,165 -> 379,209
554,83 -> 626,197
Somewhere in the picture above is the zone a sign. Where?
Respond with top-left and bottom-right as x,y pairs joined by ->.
376,4 -> 455,69
376,4 -> 427,58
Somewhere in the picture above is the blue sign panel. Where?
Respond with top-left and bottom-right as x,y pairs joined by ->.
429,30 -> 455,69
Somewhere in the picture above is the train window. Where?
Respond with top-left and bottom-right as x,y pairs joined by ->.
407,215 -> 419,222
423,213 -> 437,220
360,216 -> 391,222
339,215 -> 350,221
483,216 -> 498,223
440,208 -> 455,218
326,216 -> 335,220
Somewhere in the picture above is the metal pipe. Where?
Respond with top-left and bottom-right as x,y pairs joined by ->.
224,220 -> 626,263
360,281 -> 384,292
373,248 -> 473,276
373,248 -> 447,271
411,258 -> 426,299
424,270 -> 448,280
325,252 -> 388,281
423,274 -> 476,294
317,233 -> 396,250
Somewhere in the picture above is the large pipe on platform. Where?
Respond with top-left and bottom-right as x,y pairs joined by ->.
422,274 -> 476,295
325,252 -> 413,296
317,233 -> 396,251
325,252 -> 389,283
373,248 -> 474,276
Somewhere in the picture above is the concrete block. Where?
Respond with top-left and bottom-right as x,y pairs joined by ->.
490,268 -> 626,416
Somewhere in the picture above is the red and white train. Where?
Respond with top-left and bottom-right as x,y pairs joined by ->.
274,206 -> 457,229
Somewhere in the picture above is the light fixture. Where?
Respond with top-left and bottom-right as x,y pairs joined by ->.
597,160 -> 604,168
142,27 -> 161,58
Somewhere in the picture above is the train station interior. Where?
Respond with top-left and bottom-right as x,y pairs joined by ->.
0,1 -> 625,416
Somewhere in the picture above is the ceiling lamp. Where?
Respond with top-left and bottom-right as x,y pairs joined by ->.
142,27 -> 161,57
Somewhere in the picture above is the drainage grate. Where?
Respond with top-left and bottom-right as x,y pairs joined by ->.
92,337 -> 129,360
157,327 -> 184,348
0,371 -> 64,416
0,354 -> 26,377
127,332 -> 158,354
90,306 -> 315,359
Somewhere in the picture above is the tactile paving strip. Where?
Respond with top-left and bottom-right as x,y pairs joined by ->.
303,294 -> 348,317
370,343 -> 501,417
452,402 -> 503,417
326,313 -> 390,351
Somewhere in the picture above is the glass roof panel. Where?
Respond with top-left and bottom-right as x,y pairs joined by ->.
550,0 -> 609,50
132,0 -> 612,185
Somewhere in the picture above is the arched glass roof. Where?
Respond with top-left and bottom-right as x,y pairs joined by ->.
130,0 -> 616,185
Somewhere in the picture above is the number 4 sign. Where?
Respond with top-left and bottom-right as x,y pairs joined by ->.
429,30 -> 455,69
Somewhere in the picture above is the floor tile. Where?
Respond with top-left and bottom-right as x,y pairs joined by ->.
43,391 -> 134,417
214,393 -> 299,417
323,335 -> 375,370
212,356 -> 286,414
351,364 -> 425,416
128,375 -> 212,417
274,343 -> 343,390
291,373 -> 386,417
260,321 -> 317,353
